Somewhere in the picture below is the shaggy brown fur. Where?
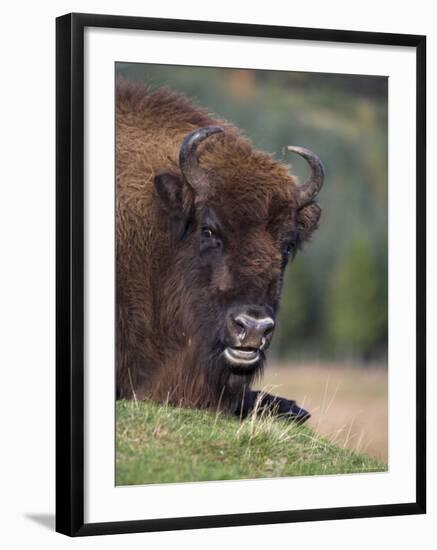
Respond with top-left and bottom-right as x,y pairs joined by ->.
116,79 -> 321,415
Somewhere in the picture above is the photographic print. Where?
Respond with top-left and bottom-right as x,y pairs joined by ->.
115,63 -> 389,486
56,13 -> 425,535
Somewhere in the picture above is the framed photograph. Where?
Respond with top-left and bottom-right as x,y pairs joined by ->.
56,12 -> 426,536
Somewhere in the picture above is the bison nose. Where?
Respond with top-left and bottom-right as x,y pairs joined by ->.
229,312 -> 275,349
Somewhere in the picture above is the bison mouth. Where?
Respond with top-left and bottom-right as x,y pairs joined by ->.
221,306 -> 274,373
223,346 -> 264,371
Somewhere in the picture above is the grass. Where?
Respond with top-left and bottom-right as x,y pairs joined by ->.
116,399 -> 387,486
258,363 -> 388,461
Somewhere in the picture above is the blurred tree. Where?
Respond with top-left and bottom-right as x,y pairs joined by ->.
326,234 -> 387,360
274,257 -> 318,357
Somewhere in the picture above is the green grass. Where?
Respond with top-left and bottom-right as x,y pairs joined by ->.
116,400 -> 387,486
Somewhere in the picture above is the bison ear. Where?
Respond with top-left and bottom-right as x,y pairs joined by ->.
296,202 -> 321,243
154,172 -> 184,216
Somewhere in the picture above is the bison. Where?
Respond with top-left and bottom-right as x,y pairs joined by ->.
116,79 -> 324,422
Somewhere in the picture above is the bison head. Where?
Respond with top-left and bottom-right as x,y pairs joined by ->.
153,126 -> 324,402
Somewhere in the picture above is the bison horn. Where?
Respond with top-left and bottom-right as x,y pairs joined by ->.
286,146 -> 325,207
179,126 -> 224,199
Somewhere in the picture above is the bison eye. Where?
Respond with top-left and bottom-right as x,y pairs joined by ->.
282,239 -> 298,266
282,232 -> 299,260
200,226 -> 222,254
283,242 -> 294,258
201,227 -> 214,239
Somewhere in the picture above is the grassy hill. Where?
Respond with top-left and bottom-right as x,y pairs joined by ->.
116,400 -> 386,486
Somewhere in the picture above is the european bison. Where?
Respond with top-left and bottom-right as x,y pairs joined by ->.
116,79 -> 324,422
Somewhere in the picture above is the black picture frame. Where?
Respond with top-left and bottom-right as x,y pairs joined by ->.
56,12 -> 426,537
